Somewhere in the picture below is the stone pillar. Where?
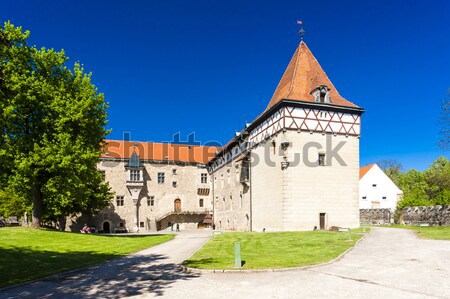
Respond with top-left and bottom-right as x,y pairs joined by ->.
128,187 -> 143,232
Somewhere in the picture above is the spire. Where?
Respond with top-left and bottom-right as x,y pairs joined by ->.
266,41 -> 359,111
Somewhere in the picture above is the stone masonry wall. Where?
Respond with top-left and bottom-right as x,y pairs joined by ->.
399,205 -> 450,226
360,208 -> 393,225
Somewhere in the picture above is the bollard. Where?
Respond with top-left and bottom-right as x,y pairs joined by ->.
234,242 -> 242,268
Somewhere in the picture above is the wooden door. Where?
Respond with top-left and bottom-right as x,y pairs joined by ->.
319,213 -> 326,230
174,199 -> 181,212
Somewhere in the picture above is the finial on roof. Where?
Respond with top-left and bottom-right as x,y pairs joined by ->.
297,20 -> 305,41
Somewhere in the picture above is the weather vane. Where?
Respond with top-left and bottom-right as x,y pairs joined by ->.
297,20 -> 305,40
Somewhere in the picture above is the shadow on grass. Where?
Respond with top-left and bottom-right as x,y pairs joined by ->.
0,247 -> 200,298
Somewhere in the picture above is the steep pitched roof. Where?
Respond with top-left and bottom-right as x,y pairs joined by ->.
360,164 -> 376,179
266,41 -> 358,110
125,151 -> 144,167
102,140 -> 220,164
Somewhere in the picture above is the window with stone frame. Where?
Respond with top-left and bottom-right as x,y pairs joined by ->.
116,196 -> 124,206
199,198 -> 204,207
99,170 -> 106,181
147,196 -> 155,206
158,172 -> 165,184
201,173 -> 207,184
130,169 -> 140,181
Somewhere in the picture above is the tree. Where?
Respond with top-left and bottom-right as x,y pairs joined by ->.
377,159 -> 402,186
0,22 -> 113,229
425,156 -> 450,205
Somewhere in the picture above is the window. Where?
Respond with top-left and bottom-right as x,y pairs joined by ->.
147,196 -> 155,206
130,169 -> 140,181
158,172 -> 165,184
172,168 -> 177,175
139,222 -> 144,228
201,173 -> 208,184
172,181 -> 177,188
119,222 -> 124,227
362,196 -> 367,200
199,198 -> 204,207
382,196 -> 387,200
372,184 -> 377,187
116,196 -> 124,206
318,153 -> 326,166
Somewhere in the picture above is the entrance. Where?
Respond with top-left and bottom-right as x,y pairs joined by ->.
319,213 -> 326,230
174,199 -> 181,212
103,221 -> 110,233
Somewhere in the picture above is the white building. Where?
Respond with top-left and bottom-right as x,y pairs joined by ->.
359,164 -> 403,210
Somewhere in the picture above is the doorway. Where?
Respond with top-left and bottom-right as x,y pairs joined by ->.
319,213 -> 326,230
103,221 -> 110,233
174,199 -> 181,212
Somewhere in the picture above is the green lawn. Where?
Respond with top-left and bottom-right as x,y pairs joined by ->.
382,225 -> 450,240
183,230 -> 364,270
0,227 -> 174,288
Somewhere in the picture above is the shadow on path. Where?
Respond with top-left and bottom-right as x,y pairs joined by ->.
2,252 -> 200,299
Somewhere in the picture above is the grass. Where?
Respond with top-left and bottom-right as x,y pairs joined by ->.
381,225 -> 450,240
183,230 -> 364,270
0,227 -> 174,288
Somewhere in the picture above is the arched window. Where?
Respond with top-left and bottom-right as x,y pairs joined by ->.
174,199 -> 181,212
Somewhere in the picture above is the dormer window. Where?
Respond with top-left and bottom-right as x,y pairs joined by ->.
310,85 -> 331,103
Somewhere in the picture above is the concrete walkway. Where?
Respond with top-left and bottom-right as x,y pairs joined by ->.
0,230 -> 212,299
2,228 -> 450,299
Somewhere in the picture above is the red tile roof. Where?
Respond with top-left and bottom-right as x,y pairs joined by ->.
360,164 -> 376,179
266,41 -> 359,111
102,140 -> 220,164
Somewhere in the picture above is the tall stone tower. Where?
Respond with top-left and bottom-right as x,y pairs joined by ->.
209,40 -> 364,231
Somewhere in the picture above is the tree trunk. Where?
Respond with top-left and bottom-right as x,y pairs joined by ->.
57,214 -> 66,231
31,183 -> 42,228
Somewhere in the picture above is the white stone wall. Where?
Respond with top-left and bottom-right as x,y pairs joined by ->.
359,164 -> 403,210
211,159 -> 251,231
95,160 -> 212,232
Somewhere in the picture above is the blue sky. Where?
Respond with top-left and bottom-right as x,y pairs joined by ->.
1,0 -> 449,171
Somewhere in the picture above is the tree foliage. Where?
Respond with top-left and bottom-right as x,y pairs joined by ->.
0,22 -> 113,229
382,157 -> 450,209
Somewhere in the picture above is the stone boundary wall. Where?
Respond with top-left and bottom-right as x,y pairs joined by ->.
360,209 -> 393,225
399,205 -> 450,226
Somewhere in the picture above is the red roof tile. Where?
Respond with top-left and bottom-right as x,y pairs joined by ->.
360,164 -> 376,179
102,140 -> 220,164
266,41 -> 359,111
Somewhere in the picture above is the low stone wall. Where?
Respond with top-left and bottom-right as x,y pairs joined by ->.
399,205 -> 450,226
360,209 -> 393,225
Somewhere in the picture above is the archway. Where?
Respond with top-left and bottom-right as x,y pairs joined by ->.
174,199 -> 181,212
103,221 -> 111,233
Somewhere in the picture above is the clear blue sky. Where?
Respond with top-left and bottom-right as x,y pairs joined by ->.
1,0 -> 449,171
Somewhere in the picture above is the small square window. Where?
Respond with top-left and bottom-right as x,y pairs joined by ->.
119,222 -> 124,227
172,181 -> 177,188
116,195 -> 124,206
362,196 -> 367,200
372,184 -> 377,187
172,169 -> 177,174
139,222 -> 145,228
382,196 -> 387,200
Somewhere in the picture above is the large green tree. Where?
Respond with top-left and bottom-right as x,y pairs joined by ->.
0,22 -> 112,229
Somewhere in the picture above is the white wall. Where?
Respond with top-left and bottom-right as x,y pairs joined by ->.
359,164 -> 403,210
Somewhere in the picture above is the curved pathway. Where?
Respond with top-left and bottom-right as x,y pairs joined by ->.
1,228 -> 449,299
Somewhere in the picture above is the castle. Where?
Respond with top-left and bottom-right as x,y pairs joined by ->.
73,38 -> 364,233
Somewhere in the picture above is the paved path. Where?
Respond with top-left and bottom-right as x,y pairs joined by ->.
0,230 -> 212,299
2,228 -> 450,299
